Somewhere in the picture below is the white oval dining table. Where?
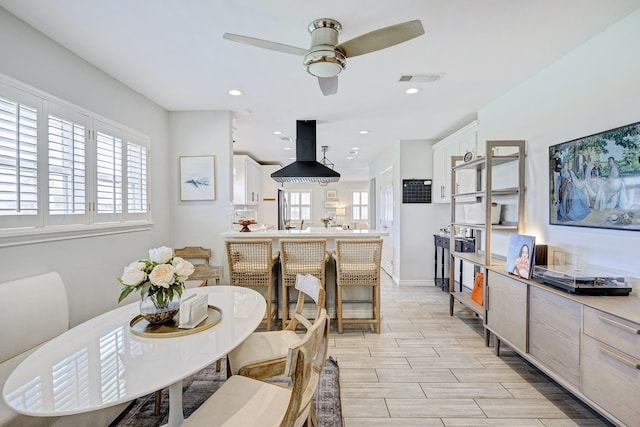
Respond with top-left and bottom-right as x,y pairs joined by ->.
2,286 -> 266,426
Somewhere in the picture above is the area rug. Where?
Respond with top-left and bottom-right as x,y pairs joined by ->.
110,356 -> 342,426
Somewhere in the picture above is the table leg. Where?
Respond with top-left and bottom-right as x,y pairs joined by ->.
167,380 -> 184,427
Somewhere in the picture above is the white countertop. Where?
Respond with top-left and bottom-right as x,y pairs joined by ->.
221,228 -> 389,238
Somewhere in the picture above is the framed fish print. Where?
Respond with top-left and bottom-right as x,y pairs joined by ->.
180,156 -> 216,201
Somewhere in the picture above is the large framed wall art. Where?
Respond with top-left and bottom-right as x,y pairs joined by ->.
549,121 -> 640,231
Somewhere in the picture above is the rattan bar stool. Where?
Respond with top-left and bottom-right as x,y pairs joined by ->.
226,239 -> 279,331
279,239 -> 327,329
333,238 -> 383,333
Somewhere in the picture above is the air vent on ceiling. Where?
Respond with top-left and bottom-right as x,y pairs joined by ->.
280,136 -> 293,143
399,73 -> 445,83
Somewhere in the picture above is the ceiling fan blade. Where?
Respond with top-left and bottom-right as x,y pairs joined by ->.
223,33 -> 307,56
318,76 -> 338,96
336,19 -> 425,58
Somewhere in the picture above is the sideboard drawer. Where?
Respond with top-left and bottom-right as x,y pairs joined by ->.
583,306 -> 640,360
582,334 -> 640,426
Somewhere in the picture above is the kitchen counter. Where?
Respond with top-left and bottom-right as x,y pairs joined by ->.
220,228 -> 389,238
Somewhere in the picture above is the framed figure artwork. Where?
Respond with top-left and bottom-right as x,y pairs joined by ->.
506,234 -> 536,279
549,121 -> 640,231
326,190 -> 337,199
180,156 -> 216,201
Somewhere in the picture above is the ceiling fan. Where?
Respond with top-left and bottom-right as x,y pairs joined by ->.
223,18 -> 425,96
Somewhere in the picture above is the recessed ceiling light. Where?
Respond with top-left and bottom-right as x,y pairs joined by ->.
352,147 -> 360,150
284,147 -> 292,150
346,156 -> 354,160
405,87 -> 421,95
228,89 -> 243,96
359,130 -> 369,135
273,130 -> 283,135
288,157 -> 296,160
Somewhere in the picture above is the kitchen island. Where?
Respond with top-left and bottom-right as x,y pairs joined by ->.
220,227 -> 388,241
221,227 -> 390,326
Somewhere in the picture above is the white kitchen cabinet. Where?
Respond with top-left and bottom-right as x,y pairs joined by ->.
233,154 -> 261,206
432,120 -> 478,203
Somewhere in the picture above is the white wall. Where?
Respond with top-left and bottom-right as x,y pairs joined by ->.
278,180 -> 370,227
0,8 -> 171,325
399,140 -> 450,284
168,112 -> 233,270
478,8 -> 640,284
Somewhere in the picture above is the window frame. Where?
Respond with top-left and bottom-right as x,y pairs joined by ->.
351,190 -> 369,222
285,190 -> 312,224
0,74 -> 152,248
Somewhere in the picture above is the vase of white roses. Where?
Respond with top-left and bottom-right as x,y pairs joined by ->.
320,212 -> 333,228
118,246 -> 195,324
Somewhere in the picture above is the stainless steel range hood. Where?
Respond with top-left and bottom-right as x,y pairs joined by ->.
271,120 -> 340,183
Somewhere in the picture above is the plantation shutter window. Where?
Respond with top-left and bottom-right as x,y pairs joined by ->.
45,103 -> 90,226
0,76 -> 152,245
0,84 -> 40,229
125,137 -> 149,219
95,121 -> 123,222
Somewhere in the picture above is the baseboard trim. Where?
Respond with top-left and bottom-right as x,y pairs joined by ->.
398,279 -> 431,287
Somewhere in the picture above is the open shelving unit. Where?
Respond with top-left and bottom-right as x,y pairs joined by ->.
448,140 -> 526,344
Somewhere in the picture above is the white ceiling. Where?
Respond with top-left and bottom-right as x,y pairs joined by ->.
2,0 -> 639,179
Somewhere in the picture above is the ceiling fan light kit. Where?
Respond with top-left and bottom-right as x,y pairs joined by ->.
223,18 -> 424,96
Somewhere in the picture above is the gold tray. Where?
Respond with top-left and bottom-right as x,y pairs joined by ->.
129,305 -> 222,338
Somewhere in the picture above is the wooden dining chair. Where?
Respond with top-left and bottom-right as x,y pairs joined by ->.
333,238 -> 383,333
280,239 -> 327,329
227,274 -> 326,379
182,309 -> 330,427
174,246 -> 223,287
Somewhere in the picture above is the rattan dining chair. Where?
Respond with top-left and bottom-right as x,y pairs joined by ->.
333,238 -> 383,333
226,239 -> 279,331
174,246 -> 223,287
279,239 -> 327,329
182,309 -> 330,427
227,274 -> 326,379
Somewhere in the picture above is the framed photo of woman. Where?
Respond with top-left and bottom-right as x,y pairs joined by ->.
506,234 -> 536,279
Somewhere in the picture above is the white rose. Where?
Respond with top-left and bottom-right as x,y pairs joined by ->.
149,264 -> 176,288
149,246 -> 173,264
128,261 -> 146,271
120,266 -> 146,286
172,257 -> 195,281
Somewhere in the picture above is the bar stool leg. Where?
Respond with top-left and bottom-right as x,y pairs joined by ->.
337,282 -> 344,334
374,283 -> 381,334
282,284 -> 289,329
266,283 -> 272,331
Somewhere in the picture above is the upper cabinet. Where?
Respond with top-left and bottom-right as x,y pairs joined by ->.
432,121 -> 478,203
233,154 -> 261,206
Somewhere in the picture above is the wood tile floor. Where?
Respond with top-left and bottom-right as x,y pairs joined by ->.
329,273 -> 612,427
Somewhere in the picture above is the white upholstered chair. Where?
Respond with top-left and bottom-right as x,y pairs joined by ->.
183,309 -> 330,427
227,274 -> 326,379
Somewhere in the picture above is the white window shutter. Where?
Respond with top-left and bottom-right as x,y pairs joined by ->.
125,135 -> 149,220
94,120 -> 123,223
45,103 -> 90,226
0,84 -> 40,229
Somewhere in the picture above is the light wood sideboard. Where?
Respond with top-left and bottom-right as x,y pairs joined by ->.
485,267 -> 640,427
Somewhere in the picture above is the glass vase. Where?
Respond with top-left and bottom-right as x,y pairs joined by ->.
140,290 -> 181,324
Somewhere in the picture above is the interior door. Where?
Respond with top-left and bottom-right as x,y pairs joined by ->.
378,168 -> 394,276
